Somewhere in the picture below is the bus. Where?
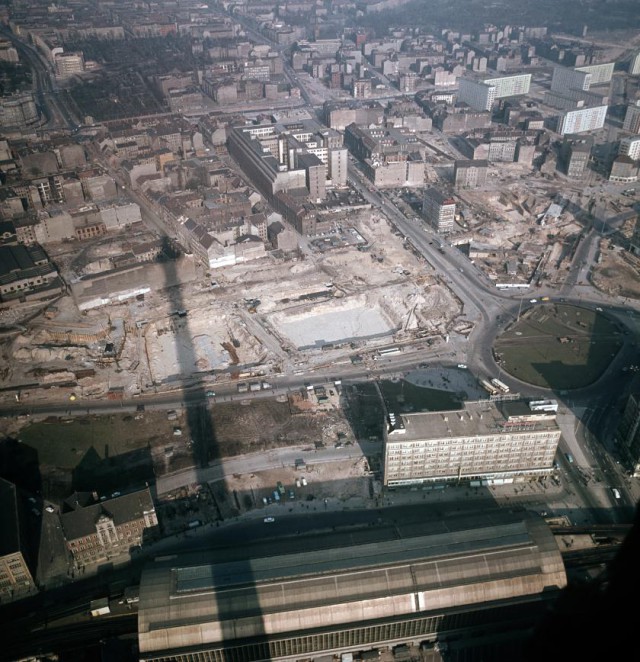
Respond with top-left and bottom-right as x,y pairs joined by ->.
490,378 -> 510,393
480,379 -> 499,395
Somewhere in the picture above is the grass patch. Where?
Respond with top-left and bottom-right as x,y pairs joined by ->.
495,304 -> 624,390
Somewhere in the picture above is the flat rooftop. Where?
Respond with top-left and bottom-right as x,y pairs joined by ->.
388,400 -> 559,442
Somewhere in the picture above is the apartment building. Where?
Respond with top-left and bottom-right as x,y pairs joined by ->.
457,73 -> 531,111
620,136 -> 640,161
453,160 -> 488,188
623,103 -> 640,134
559,135 -> 593,178
383,400 -> 561,487
457,77 -> 496,111
557,105 -> 608,135
575,62 -> 614,85
551,66 -> 592,93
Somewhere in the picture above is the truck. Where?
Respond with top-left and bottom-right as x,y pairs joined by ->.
261,381 -> 272,390
237,383 -> 249,393
276,481 -> 285,495
249,382 -> 261,392
89,598 -> 111,617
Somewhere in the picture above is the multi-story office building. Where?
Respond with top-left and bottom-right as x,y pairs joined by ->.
623,102 -> 640,134
383,400 -> 561,487
557,105 -> 608,135
453,159 -> 488,188
575,62 -> 615,85
620,136 -> 640,161
422,188 -> 456,234
616,393 -> 640,475
551,66 -> 592,92
631,51 -> 640,76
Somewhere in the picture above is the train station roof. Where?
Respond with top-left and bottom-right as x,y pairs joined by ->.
138,512 -> 566,660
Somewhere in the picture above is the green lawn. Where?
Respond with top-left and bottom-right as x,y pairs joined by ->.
494,304 -> 624,390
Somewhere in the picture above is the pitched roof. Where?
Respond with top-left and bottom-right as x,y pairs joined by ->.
60,488 -> 154,541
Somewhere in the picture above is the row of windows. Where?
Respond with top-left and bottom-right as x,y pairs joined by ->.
388,438 -> 557,453
144,599 -> 549,662
388,451 -> 551,462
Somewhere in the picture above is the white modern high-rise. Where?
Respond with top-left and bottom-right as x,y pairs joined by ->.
484,73 -> 531,98
575,62 -> 614,85
631,51 -> 640,76
383,400 -> 561,487
557,105 -> 608,135
456,73 -> 531,111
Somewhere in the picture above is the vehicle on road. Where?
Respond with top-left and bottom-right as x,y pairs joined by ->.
490,378 -> 510,393
206,391 -> 215,397
612,488 -> 621,499
565,453 -> 574,464
264,517 -> 275,523
457,364 -> 467,369
45,505 -> 55,513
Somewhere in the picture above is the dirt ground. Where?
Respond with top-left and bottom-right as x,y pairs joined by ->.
0,204 -> 463,406
592,241 -> 640,300
0,388 -> 358,499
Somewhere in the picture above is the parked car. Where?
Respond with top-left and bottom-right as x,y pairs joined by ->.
263,517 -> 275,523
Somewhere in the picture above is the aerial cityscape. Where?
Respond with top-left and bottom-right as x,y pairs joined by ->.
0,0 -> 639,660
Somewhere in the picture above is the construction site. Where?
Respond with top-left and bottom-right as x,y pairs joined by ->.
0,206 -> 464,404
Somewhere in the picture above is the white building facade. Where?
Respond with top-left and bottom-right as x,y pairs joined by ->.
620,136 -> 640,161
383,400 -> 561,487
557,105 -> 608,135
